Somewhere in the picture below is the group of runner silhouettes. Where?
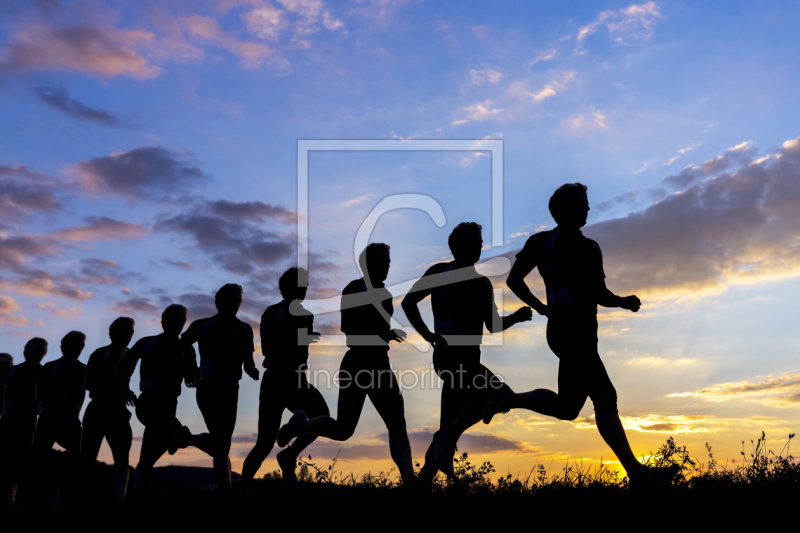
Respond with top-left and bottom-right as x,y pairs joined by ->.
0,183 -> 673,503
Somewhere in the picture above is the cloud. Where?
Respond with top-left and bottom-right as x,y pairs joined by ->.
343,194 -> 376,207
155,207 -> 294,275
35,85 -> 120,126
144,8 -> 206,64
53,217 -> 148,242
109,292 -> 159,316
452,100 -> 503,125
574,413 -> 785,434
76,258 -> 122,285
245,5 -> 287,41
230,0 -> 346,56
408,429 -> 538,455
175,291 -> 217,322
163,259 -> 193,270
578,134 -> 800,299
36,301 -> 82,318
269,428 -> 537,461
0,268 -> 92,300
529,49 -> 558,68
0,235 -> 57,269
697,141 -> 755,174
181,14 -> 285,70
561,107 -> 609,132
508,71 -> 576,103
576,1 -> 664,53
73,147 -> 208,199
0,296 -> 28,326
206,200 -> 297,223
468,69 -> 502,85
0,23 -> 160,78
472,25 -> 488,39
668,372 -> 800,406
663,141 -> 701,166
278,0 -> 344,34
0,164 -> 61,223
624,356 -> 696,367
347,0 -> 415,23
598,142 -> 759,216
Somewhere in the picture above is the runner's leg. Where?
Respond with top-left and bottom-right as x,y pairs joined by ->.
105,413 -> 132,501
368,366 -> 414,483
418,352 -> 460,482
283,373 -> 329,458
242,375 -> 284,483
79,402 -> 105,463
290,353 -> 367,441
443,362 -> 506,442
195,383 -> 239,491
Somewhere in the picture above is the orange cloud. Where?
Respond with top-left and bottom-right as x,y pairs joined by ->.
574,413 -> 785,434
668,372 -> 800,406
35,302 -> 82,318
0,296 -> 29,326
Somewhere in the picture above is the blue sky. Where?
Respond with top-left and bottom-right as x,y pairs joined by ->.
1,0 -> 800,479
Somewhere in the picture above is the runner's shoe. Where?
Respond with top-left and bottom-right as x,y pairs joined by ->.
433,429 -> 456,477
276,448 -> 299,487
134,466 -> 150,496
168,425 -> 192,455
628,462 -> 681,490
415,463 -> 437,490
277,411 -> 307,448
482,387 -> 512,424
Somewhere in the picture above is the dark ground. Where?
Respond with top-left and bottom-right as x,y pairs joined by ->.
1,465 -> 797,532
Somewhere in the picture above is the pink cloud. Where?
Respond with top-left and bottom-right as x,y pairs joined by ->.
1,24 -> 161,78
0,269 -> 93,301
53,217 -> 148,242
0,296 -> 29,326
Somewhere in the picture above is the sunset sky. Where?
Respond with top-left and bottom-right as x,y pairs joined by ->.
1,0 -> 799,481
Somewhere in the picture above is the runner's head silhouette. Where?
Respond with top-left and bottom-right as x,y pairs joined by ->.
0,353 -> 13,368
449,222 -> 483,265
215,283 -> 243,317
109,317 -> 135,347
359,243 -> 391,286
161,304 -> 188,338
23,337 -> 48,362
279,267 -> 309,302
60,331 -> 86,361
549,183 -> 589,229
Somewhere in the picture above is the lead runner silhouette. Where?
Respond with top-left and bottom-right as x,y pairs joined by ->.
485,183 -> 677,486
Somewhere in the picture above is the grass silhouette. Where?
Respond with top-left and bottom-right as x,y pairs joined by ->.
2,433 -> 797,531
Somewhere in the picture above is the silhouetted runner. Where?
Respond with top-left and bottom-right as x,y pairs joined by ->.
402,223 -> 532,483
33,331 -> 86,501
487,183 -> 669,486
0,354 -> 11,418
173,284 -> 259,491
0,338 -> 47,504
34,332 -> 86,454
116,304 -> 199,496
81,317 -> 136,501
241,267 -> 329,486
278,244 -> 415,486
